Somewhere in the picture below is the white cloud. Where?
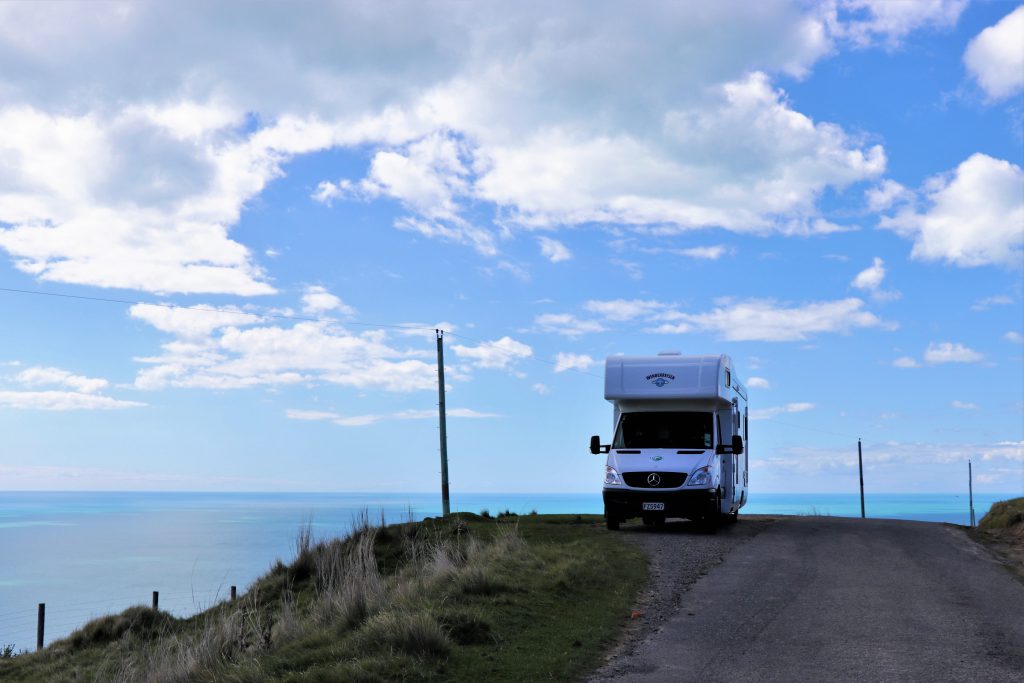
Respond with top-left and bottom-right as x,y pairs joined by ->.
951,400 -> 978,410
451,336 -> 532,370
864,179 -> 911,211
583,299 -> 665,322
537,236 -> 572,263
892,356 -> 921,368
981,441 -> 1023,462
0,2 -> 968,287
964,6 -> 1024,101
0,390 -> 143,411
851,256 -> 900,302
15,366 -> 108,393
531,383 -> 551,395
1003,331 -> 1024,344
651,298 -> 886,342
747,376 -> 771,389
881,154 -> 1024,267
851,257 -> 885,291
534,313 -> 607,338
832,0 -> 967,48
972,295 -> 1014,311
129,303 -> 260,339
677,245 -> 728,260
923,341 -> 984,364
553,352 -> 595,373
750,402 -> 815,420
285,406 -> 496,427
134,318 -> 440,392
301,285 -> 355,316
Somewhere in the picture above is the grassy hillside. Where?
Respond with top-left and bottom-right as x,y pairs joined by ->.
978,497 -> 1024,531
0,513 -> 646,682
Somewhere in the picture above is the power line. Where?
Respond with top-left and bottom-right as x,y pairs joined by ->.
0,285 -> 604,380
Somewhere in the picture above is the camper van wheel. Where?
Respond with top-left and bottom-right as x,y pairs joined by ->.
606,516 -> 620,531
726,511 -> 739,524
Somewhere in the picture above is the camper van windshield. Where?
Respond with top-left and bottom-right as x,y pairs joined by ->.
613,412 -> 713,450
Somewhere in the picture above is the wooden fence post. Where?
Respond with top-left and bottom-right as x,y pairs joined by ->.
152,591 -> 159,610
36,603 -> 45,651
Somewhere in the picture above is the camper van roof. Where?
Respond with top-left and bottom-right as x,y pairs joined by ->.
604,354 -> 744,402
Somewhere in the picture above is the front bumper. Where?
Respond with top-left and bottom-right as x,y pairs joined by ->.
603,487 -> 717,521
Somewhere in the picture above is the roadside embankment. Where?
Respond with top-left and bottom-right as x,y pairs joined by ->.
0,513 -> 645,682
973,496 -> 1024,581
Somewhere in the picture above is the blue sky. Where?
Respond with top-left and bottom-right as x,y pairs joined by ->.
0,1 -> 1020,495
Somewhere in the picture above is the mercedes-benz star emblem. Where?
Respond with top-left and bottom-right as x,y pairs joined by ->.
647,472 -> 661,487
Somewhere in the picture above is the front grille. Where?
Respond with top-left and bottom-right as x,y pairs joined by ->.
622,471 -> 686,488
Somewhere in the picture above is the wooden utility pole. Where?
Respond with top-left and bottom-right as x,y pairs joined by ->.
436,330 -> 450,516
968,460 -> 976,528
858,438 -> 865,519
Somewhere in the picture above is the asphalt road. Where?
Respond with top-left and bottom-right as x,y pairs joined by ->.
592,516 -> 1024,682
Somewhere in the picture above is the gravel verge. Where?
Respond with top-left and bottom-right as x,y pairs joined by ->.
588,515 -> 776,682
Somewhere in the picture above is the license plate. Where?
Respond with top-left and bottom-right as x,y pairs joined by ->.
642,502 -> 665,511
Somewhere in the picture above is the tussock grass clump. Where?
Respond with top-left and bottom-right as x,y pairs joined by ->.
68,606 -> 175,649
980,497 -> 1024,531
358,611 -> 451,658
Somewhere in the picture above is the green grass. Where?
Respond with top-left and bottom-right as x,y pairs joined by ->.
979,497 -> 1024,531
0,513 -> 646,682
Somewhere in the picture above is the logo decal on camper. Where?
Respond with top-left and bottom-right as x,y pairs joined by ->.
650,455 -> 663,462
646,372 -> 675,387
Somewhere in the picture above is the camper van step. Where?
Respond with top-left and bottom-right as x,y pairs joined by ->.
615,450 -> 641,454
676,450 -> 704,454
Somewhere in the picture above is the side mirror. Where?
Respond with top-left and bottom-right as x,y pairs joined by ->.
732,434 -> 744,455
590,435 -> 601,455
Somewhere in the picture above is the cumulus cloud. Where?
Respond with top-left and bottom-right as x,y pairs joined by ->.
651,298 -> 886,342
851,257 -> 886,291
892,356 -> 921,368
864,179 -> 911,211
677,245 -> 729,260
850,256 -> 900,302
750,402 -> 815,420
1003,331 -> 1024,344
1,364 -> 142,410
583,299 -> 665,322
964,6 -> 1024,101
132,316 -> 442,392
129,303 -> 260,339
880,154 -> 1024,268
831,0 -> 967,48
301,285 -> 355,316
537,236 -> 572,263
531,383 -> 551,395
923,342 -> 984,364
0,2 -> 969,287
951,400 -> 978,410
553,352 -> 595,373
747,376 -> 771,389
15,366 -> 108,393
450,336 -> 532,370
533,313 -> 607,338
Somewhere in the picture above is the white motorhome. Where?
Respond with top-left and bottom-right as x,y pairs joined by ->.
591,352 -> 748,530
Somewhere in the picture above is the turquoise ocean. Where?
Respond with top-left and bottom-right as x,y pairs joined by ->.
0,490 -> 1014,652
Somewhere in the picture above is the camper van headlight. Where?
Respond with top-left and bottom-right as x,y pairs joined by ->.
604,466 -> 623,486
687,466 -> 712,487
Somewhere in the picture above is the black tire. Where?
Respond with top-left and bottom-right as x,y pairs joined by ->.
606,516 -> 620,531
727,511 -> 739,524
